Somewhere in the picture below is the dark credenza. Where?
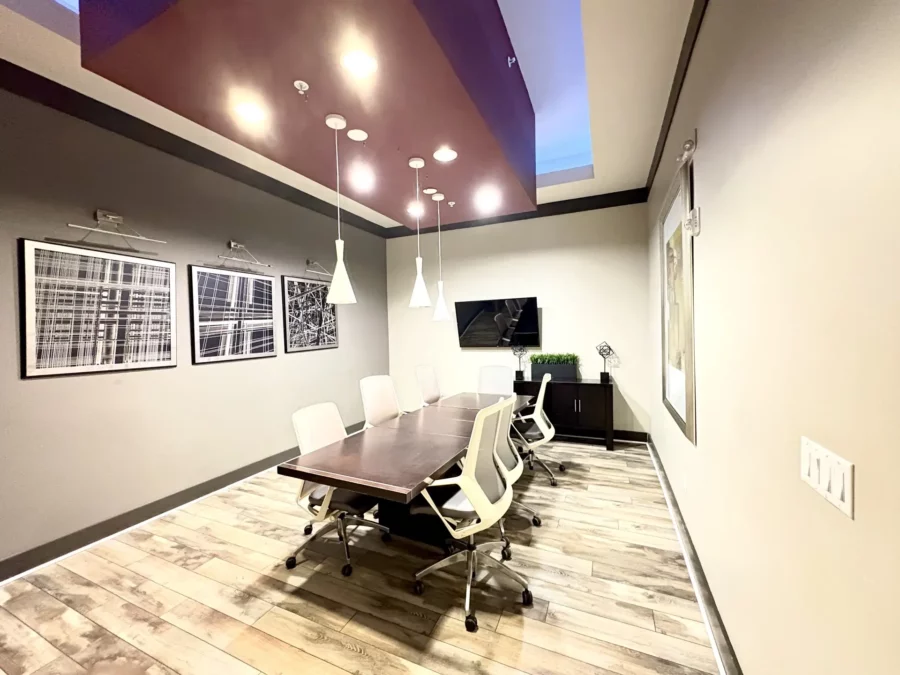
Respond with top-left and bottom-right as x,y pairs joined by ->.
513,377 -> 614,450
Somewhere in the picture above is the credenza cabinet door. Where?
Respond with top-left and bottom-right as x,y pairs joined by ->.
576,384 -> 609,432
548,382 -> 580,429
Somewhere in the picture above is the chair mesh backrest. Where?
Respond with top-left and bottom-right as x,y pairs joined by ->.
478,365 -> 514,395
292,402 -> 346,455
493,399 -> 519,472
471,396 -> 514,504
360,375 -> 401,426
536,372 -> 551,411
416,365 -> 441,405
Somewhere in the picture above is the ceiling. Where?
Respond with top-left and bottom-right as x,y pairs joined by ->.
1,0 -> 694,231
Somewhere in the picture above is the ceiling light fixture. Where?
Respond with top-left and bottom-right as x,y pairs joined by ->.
341,50 -> 378,79
422,187 -> 437,195
407,202 -> 425,218
229,89 -> 269,135
433,146 -> 458,163
408,157 -> 431,308
348,161 -> 375,193
324,113 -> 357,305
474,185 -> 502,215
431,192 -> 450,321
347,129 -> 368,142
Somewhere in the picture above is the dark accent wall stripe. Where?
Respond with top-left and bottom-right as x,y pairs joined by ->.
648,438 -> 744,675
382,188 -> 648,238
0,58 -> 388,238
645,0 -> 710,191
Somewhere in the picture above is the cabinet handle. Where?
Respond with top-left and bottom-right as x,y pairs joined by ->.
573,399 -> 576,412
578,399 -> 582,413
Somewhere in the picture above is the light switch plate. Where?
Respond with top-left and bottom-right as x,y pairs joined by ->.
801,436 -> 854,519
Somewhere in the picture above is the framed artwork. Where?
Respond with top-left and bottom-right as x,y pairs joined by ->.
282,276 -> 338,353
658,154 -> 697,443
189,265 -> 275,364
19,239 -> 176,378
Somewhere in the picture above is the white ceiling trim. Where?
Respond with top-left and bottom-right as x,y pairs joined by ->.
0,5 -> 402,229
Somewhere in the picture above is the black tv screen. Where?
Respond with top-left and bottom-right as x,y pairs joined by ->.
455,297 -> 540,348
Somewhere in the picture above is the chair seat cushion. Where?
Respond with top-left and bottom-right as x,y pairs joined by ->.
409,488 -> 476,520
309,485 -> 377,515
514,420 -> 543,442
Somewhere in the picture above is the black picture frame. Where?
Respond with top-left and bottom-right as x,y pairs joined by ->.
18,239 -> 177,379
281,275 -> 338,353
188,264 -> 276,365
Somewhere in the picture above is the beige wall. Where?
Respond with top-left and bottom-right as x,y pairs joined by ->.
386,205 -> 651,432
0,91 -> 389,563
647,1 -> 900,673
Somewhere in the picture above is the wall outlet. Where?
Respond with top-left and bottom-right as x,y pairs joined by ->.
800,437 -> 854,519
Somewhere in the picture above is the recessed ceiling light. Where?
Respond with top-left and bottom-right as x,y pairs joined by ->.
347,129 -> 368,142
349,161 -> 375,193
407,201 -> 425,218
474,185 -> 502,215
341,51 -> 378,79
422,187 -> 437,195
229,89 -> 269,135
433,146 -> 458,163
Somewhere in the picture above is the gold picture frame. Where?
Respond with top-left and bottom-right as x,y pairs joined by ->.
658,146 -> 697,443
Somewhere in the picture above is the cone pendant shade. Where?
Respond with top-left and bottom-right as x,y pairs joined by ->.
327,239 -> 357,304
409,256 -> 431,307
433,280 -> 450,321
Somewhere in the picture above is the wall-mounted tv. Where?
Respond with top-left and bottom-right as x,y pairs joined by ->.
455,297 -> 540,348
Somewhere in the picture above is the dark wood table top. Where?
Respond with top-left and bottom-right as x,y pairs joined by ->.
433,392 -> 533,412
276,392 -> 532,503
377,409 -> 474,438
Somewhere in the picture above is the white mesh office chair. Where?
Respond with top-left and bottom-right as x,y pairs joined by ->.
494,413 -> 543,552
359,375 -> 404,427
416,365 -> 442,406
410,395 -> 532,633
512,373 -> 564,485
478,365 -> 514,396
288,402 -> 390,576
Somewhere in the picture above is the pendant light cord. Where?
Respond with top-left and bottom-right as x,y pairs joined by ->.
415,167 -> 421,257
334,128 -> 342,241
437,201 -> 442,280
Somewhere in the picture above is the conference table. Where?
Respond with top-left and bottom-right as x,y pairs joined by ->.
277,392 -> 532,546
278,392 -> 532,502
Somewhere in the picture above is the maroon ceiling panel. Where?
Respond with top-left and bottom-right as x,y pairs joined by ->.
78,0 -> 537,228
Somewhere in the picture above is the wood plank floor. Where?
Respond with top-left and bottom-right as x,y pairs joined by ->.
0,442 -> 716,675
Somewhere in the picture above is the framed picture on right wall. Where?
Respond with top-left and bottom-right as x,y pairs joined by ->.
658,143 -> 697,443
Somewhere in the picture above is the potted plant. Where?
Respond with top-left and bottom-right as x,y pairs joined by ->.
530,353 -> 579,381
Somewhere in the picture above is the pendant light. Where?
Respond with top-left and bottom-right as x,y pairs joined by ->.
408,157 -> 431,308
431,192 -> 450,321
325,113 -> 357,305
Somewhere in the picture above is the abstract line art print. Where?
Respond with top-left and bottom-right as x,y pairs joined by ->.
282,276 -> 338,353
20,239 -> 177,378
189,265 -> 275,364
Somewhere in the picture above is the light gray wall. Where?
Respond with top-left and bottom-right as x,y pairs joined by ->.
646,1 -> 900,673
0,90 -> 389,562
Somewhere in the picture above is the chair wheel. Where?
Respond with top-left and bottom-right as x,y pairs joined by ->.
303,524 -> 313,536
501,547 -> 512,561
558,464 -> 567,472
413,580 -> 425,595
550,478 -> 558,487
501,536 -> 510,547
381,531 -> 392,543
522,589 -> 533,606
532,516 -> 542,527
465,615 -> 478,633
341,564 -> 353,577
285,556 -> 297,570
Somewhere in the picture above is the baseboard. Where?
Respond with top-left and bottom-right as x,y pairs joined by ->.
0,423 -> 360,583
554,429 -> 650,446
647,437 -> 743,675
